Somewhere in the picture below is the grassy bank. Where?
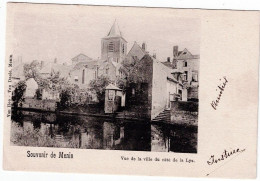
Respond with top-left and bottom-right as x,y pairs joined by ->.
11,122 -> 79,148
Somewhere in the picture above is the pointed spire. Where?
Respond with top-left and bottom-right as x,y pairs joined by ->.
107,19 -> 122,37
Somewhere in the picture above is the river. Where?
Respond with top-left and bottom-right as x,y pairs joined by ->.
11,110 -> 197,153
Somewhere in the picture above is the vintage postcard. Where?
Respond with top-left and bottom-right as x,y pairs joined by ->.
3,2 -> 259,179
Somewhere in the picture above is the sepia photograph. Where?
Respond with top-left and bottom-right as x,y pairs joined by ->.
3,1 -> 259,179
9,3 -> 199,153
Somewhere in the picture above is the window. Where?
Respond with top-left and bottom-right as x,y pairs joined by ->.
122,44 -> 125,54
74,76 -> 78,82
192,73 -> 198,82
183,61 -> 187,67
116,58 -> 119,63
132,56 -> 138,61
178,90 -> 182,100
184,71 -> 188,81
82,69 -> 85,84
132,88 -> 135,97
119,70 -> 123,78
108,42 -> 114,52
108,90 -> 114,100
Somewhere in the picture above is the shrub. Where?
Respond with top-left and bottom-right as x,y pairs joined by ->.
12,81 -> 27,108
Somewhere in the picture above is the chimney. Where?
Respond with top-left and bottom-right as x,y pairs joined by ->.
173,46 -> 178,57
54,58 -> 57,64
167,57 -> 171,62
142,42 -> 146,51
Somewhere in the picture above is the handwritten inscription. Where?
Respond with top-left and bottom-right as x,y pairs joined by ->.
207,148 -> 245,165
211,76 -> 228,110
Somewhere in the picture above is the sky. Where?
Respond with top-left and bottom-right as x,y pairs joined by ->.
10,4 -> 200,65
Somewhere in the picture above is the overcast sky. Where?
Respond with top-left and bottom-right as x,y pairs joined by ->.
11,4 -> 200,64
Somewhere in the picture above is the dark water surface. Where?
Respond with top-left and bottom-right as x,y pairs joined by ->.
11,111 -> 197,153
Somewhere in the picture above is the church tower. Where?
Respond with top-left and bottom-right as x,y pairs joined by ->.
101,20 -> 127,63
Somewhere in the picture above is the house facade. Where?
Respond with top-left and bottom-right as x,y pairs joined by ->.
125,54 -> 186,120
69,61 -> 98,89
163,46 -> 199,102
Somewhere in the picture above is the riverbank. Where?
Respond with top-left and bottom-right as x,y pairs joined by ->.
13,106 -> 150,122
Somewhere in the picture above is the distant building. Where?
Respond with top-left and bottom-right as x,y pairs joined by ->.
69,60 -> 98,89
39,59 -> 72,79
98,60 -> 121,82
71,54 -> 93,66
162,46 -> 199,101
118,41 -> 148,79
125,42 -> 147,62
12,21 -> 197,111
172,46 -> 199,86
69,20 -> 127,85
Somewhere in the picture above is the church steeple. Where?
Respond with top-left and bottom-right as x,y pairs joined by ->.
101,20 -> 127,63
107,20 -> 122,37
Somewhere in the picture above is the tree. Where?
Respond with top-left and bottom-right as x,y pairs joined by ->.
12,80 -> 27,108
59,88 -> 71,109
23,60 -> 41,80
116,56 -> 146,91
35,89 -> 42,100
89,75 -> 110,105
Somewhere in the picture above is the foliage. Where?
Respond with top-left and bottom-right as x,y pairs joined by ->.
89,75 -> 110,104
23,60 -> 41,80
21,60 -> 93,108
23,61 -> 69,93
35,89 -> 42,100
12,81 -> 27,108
116,57 -> 146,91
11,122 -> 79,148
59,87 -> 72,109
116,77 -> 127,91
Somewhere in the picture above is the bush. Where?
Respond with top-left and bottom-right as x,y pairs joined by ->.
89,75 -> 110,105
12,81 -> 27,108
11,122 -> 79,148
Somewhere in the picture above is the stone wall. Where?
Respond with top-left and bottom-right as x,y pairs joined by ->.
22,98 -> 57,111
170,101 -> 198,126
188,86 -> 199,100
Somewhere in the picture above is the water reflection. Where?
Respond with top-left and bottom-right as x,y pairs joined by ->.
11,111 -> 197,153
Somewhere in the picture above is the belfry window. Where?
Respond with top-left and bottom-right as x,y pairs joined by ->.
122,44 -> 125,54
108,42 -> 114,52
